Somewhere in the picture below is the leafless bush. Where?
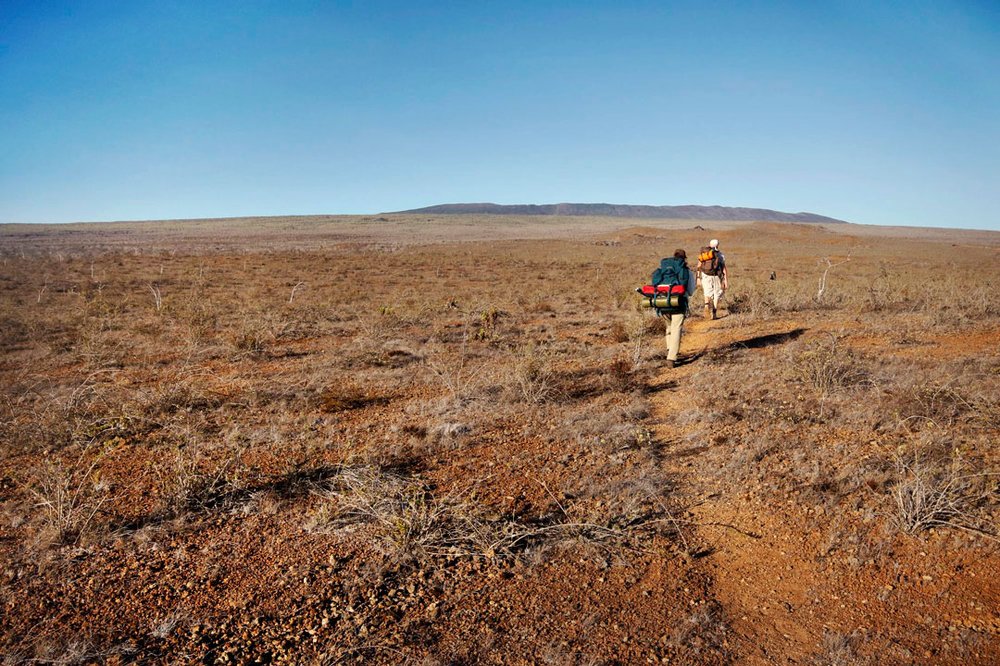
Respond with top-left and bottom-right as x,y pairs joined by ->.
149,611 -> 185,640
722,429 -> 780,482
354,310 -> 405,347
156,440 -> 249,516
791,336 -> 870,395
147,283 -> 163,311
506,344 -> 557,404
884,381 -> 976,431
811,631 -> 867,666
305,464 -> 680,567
564,473 -> 674,533
24,452 -> 110,546
603,356 -> 639,393
608,320 -> 629,343
860,265 -> 923,313
401,395 -> 479,456
815,255 -> 851,303
7,638 -> 137,665
669,601 -> 730,660
592,424 -> 655,452
142,376 -> 223,418
932,280 -> 998,325
561,396 -> 652,451
229,311 -> 295,356
304,466 -> 498,565
424,340 -> 480,404
0,315 -> 31,351
726,285 -> 776,319
729,277 -> 822,317
891,449 -> 997,538
427,420 -> 472,446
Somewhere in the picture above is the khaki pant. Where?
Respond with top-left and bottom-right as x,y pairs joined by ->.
665,313 -> 685,361
701,274 -> 724,307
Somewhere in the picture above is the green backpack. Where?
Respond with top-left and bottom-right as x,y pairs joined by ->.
650,257 -> 689,315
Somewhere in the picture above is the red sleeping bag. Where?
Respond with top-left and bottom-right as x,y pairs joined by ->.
639,284 -> 686,296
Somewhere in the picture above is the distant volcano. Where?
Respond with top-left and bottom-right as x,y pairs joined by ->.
391,203 -> 847,224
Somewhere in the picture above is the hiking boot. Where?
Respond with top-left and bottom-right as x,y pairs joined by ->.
711,305 -> 717,320
666,359 -> 675,369
703,304 -> 712,319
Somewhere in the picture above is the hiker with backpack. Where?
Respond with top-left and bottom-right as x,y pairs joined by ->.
697,239 -> 728,320
651,249 -> 697,368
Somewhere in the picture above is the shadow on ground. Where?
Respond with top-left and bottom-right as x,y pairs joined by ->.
676,327 -> 809,367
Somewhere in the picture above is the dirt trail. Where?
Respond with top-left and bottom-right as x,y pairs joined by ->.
648,311 -> 1000,665
650,311 -> 834,664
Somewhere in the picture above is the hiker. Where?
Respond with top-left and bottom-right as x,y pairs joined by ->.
697,239 -> 728,319
652,249 -> 696,368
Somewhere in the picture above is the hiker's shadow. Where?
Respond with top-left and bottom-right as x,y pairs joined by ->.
725,327 -> 808,351
680,327 -> 808,367
674,353 -> 703,367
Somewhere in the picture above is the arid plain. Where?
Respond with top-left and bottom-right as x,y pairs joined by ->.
1,215 -> 998,664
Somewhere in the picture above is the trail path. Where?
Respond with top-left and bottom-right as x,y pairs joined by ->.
649,311 -> 834,664
648,312 -> 1000,665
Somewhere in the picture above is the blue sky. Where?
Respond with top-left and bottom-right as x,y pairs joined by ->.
1,1 -> 998,229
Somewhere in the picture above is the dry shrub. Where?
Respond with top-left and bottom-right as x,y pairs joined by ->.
142,377 -> 223,417
811,631 -> 868,666
228,310 -> 296,356
791,336 -> 870,395
353,306 -> 416,351
1,315 -> 32,351
726,285 -> 776,319
75,322 -> 131,370
603,356 -> 638,392
608,320 -> 629,343
402,395 -> 478,456
23,453 -> 110,547
424,343 -> 482,403
357,343 -> 422,369
860,265 -> 925,314
505,344 -> 557,404
890,446 -> 998,538
722,428 -> 781,482
928,279 -> 998,326
176,298 -> 221,346
9,638 -> 136,666
593,424 -> 655,452
526,300 -> 555,314
669,601 -> 730,660
305,462 -> 680,568
875,358 -> 998,433
950,283 -> 999,320
562,395 -> 652,451
3,374 -> 148,455
563,473 -> 674,532
643,316 -> 666,335
885,382 -> 974,430
304,466 -> 497,565
156,440 -> 249,516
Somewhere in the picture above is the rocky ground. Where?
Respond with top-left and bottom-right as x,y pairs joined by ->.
1,217 -> 997,664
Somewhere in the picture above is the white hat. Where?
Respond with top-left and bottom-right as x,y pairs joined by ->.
709,239 -> 719,248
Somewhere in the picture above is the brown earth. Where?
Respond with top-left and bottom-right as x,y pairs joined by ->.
0,216 -> 998,664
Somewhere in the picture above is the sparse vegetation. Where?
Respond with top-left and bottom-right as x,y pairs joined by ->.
1,216 -> 998,664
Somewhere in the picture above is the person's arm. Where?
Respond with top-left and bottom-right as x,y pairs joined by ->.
722,264 -> 729,290
688,267 -> 697,295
